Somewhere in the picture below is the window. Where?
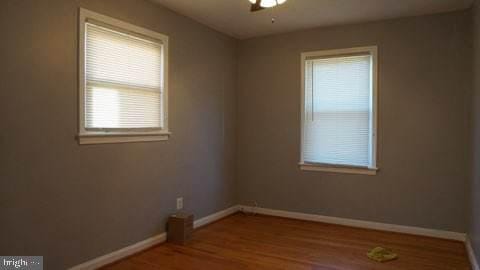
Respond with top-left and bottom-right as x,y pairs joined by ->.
78,9 -> 169,144
300,46 -> 378,175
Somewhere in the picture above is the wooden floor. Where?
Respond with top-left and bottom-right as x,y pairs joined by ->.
102,213 -> 470,270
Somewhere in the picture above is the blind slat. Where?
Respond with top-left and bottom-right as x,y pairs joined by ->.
303,54 -> 373,167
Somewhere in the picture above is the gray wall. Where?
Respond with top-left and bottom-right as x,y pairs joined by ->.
0,0 -> 237,269
471,0 -> 480,263
236,11 -> 472,233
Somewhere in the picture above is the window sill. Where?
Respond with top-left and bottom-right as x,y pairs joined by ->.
78,132 -> 171,145
299,163 -> 378,175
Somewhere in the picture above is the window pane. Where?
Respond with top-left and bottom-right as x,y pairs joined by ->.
303,54 -> 372,167
85,22 -> 163,129
86,23 -> 163,89
85,85 -> 162,129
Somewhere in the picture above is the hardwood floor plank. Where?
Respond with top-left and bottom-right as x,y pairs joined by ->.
101,213 -> 470,270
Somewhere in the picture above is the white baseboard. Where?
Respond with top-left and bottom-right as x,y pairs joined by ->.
69,233 -> 166,270
467,237 -> 480,270
194,205 -> 240,229
69,205 -> 240,270
239,205 -> 466,242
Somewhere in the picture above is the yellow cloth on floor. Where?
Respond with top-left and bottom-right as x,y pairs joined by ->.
367,247 -> 398,262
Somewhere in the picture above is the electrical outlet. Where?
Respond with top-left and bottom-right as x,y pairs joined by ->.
176,197 -> 183,210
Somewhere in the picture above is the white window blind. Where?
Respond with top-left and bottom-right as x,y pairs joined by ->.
85,22 -> 164,130
302,52 -> 375,168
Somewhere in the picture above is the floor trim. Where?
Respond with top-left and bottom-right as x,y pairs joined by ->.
194,205 -> 240,229
69,233 -> 166,270
239,205 -> 466,242
69,205 -> 240,270
467,237 -> 480,270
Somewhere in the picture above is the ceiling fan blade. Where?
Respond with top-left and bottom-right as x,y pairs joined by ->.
250,0 -> 265,12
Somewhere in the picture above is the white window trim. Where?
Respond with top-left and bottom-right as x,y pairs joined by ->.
299,46 -> 379,175
299,163 -> 378,175
78,8 -> 170,145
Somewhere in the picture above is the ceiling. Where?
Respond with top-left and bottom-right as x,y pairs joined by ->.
151,0 -> 473,40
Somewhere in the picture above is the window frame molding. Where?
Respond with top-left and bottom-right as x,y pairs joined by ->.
299,46 -> 379,175
78,8 -> 170,145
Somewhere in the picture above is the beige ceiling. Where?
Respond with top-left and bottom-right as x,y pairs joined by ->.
151,0 -> 472,39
